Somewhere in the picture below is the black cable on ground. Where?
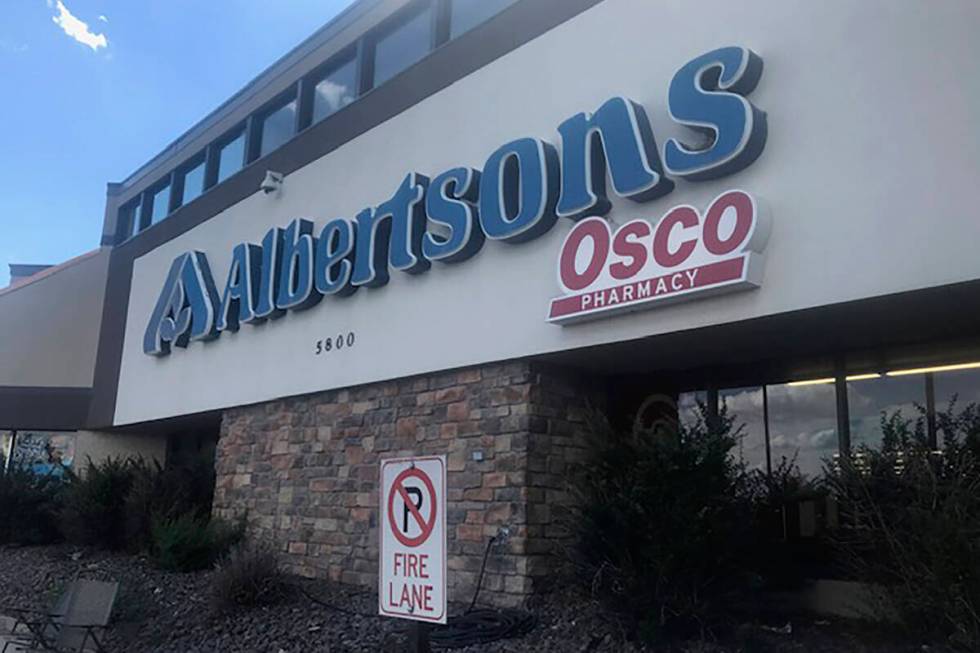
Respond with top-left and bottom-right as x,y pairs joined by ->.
429,533 -> 538,649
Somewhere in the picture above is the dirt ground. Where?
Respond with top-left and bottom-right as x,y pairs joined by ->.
0,545 -> 952,652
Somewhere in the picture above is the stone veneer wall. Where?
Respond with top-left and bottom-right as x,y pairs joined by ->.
213,361 -> 605,607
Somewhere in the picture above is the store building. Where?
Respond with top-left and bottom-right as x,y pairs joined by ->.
3,0 -> 980,606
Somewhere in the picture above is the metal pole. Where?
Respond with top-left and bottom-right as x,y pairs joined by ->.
408,622 -> 431,653
763,386 -> 772,476
835,371 -> 851,458
925,373 -> 937,450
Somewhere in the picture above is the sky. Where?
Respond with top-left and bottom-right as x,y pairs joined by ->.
0,0 -> 355,286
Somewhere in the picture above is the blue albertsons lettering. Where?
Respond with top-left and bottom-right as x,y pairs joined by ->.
144,46 -> 768,356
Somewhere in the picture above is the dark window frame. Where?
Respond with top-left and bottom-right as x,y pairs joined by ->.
360,0 -> 439,94
206,124 -> 248,189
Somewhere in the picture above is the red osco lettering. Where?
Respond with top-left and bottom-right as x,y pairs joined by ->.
653,206 -> 699,268
610,220 -> 651,280
703,190 -> 754,256
559,218 -> 610,291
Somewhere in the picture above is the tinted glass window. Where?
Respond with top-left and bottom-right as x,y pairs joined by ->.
934,365 -> 980,445
313,58 -> 358,124
767,382 -> 838,479
450,0 -> 517,38
372,7 -> 433,88
217,132 -> 246,183
678,391 -> 708,432
119,202 -> 140,239
260,99 -> 297,157
149,184 -> 171,225
721,386 -> 768,472
181,159 -> 206,205
848,375 -> 926,450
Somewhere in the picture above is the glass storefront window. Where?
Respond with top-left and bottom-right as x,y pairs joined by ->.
934,366 -> 980,446
720,386 -> 768,472
450,0 -> 518,38
259,99 -> 297,158
313,58 -> 358,124
678,391 -> 708,432
372,6 -> 433,88
767,382 -> 838,479
848,375 -> 926,450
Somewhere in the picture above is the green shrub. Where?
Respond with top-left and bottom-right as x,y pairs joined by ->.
565,405 -> 755,642
124,456 -> 216,553
827,402 -> 980,651
151,513 -> 244,572
0,467 -> 66,545
60,457 -> 136,550
211,541 -> 284,612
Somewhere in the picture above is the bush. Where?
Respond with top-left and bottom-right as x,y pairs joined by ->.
211,541 -> 284,612
60,457 -> 136,550
0,467 -> 66,545
124,456 -> 216,553
565,404 -> 755,642
151,513 -> 244,572
827,402 -> 980,651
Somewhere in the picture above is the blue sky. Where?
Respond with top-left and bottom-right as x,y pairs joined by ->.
0,0 -> 354,286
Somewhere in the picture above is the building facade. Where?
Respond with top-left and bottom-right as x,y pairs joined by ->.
3,0 -> 980,607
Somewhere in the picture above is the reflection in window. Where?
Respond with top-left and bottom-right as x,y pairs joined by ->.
313,58 -> 358,124
217,132 -> 246,183
149,184 -> 171,225
848,375 -> 926,450
260,99 -> 297,157
721,387 -> 768,472
767,382 -> 838,478
934,367 -> 980,444
1,431 -> 12,473
450,0 -> 517,38
678,391 -> 708,432
372,7 -> 433,88
181,159 -> 206,205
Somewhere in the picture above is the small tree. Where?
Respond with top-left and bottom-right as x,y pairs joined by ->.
565,404 -> 754,642
827,400 -> 980,651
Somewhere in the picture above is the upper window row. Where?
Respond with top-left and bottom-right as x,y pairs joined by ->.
117,0 -> 519,242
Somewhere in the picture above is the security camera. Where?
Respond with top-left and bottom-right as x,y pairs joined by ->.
260,170 -> 284,195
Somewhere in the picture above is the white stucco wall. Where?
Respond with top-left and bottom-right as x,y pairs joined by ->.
115,0 -> 980,425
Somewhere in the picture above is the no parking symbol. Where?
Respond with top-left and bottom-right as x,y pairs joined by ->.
379,456 -> 446,624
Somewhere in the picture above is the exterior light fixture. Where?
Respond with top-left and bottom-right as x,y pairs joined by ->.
260,170 -> 284,195
886,361 -> 980,377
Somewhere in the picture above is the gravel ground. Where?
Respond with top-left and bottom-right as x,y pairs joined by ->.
0,545 -> 947,652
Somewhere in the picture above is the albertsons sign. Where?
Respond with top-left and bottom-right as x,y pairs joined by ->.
145,46 -> 769,357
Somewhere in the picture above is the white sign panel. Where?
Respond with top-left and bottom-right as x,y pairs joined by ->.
379,455 -> 447,624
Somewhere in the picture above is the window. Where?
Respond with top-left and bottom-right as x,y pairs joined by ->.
118,201 -> 141,240
934,365 -> 980,445
217,131 -> 246,183
721,386 -> 768,472
313,58 -> 358,124
371,5 -> 434,88
259,99 -> 297,158
848,375 -> 926,450
767,382 -> 838,479
180,158 -> 206,206
450,0 -> 517,38
678,391 -> 708,432
148,183 -> 171,225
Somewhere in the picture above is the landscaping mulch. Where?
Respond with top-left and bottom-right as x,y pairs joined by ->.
0,545 -> 947,652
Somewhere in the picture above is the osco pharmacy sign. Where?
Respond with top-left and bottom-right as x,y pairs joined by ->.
145,46 -> 768,357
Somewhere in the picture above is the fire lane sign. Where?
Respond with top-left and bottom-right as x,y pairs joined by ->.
379,455 -> 447,624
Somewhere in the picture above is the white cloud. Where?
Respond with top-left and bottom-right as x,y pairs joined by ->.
98,15 -> 108,23
50,0 -> 108,52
